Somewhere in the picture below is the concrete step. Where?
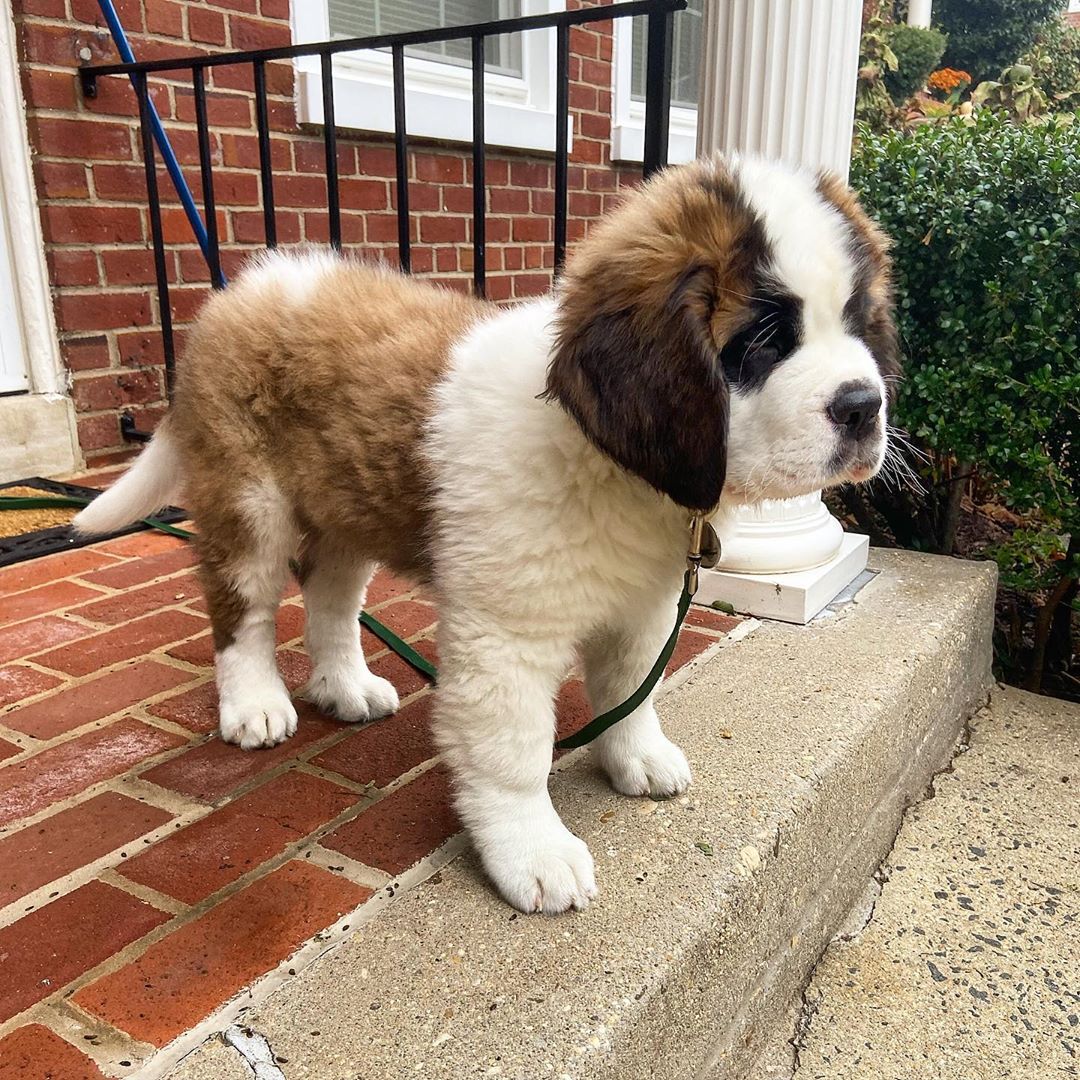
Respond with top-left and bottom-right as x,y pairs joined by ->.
167,549 -> 996,1080
763,685 -> 1079,1080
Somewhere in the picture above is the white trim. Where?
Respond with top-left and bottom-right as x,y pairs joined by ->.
293,1 -> 572,154
610,14 -> 697,165
0,0 -> 67,397
0,0 -> 80,478
0,180 -> 29,394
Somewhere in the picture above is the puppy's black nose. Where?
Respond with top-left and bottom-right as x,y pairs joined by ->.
827,383 -> 882,439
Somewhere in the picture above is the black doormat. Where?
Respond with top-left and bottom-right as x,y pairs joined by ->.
0,477 -> 187,569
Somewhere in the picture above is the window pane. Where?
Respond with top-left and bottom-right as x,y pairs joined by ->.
630,0 -> 703,109
328,0 -> 523,78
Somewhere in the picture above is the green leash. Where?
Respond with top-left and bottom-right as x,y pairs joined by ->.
359,610 -> 437,681
1,495 -> 709,749
553,569 -> 694,750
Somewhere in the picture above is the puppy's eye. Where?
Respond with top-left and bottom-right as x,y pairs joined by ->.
748,341 -> 782,366
746,328 -> 785,358
719,297 -> 801,390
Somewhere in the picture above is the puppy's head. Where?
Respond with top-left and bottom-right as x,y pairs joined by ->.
544,155 -> 898,510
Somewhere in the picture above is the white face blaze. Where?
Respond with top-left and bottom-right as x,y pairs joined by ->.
720,156 -> 891,505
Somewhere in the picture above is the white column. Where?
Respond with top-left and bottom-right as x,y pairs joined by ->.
907,0 -> 933,29
694,0 -> 868,623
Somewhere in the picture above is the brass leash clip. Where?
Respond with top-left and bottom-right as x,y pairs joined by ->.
687,514 -> 721,596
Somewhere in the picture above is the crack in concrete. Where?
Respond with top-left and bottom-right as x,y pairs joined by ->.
787,979 -> 818,1074
222,1025 -> 287,1080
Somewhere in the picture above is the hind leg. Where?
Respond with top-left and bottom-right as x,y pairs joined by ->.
198,487 -> 298,750
297,536 -> 399,723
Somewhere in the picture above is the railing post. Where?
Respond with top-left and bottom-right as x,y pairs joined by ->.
134,71 -> 176,398
470,35 -> 486,298
642,6 -> 674,179
553,23 -> 570,273
321,53 -> 341,250
392,45 -> 411,273
253,59 -> 277,248
192,67 -> 224,289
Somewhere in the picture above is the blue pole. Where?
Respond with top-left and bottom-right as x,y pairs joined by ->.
95,0 -> 223,279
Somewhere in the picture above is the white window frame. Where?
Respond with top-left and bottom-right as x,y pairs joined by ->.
294,1 -> 571,154
610,16 -> 697,165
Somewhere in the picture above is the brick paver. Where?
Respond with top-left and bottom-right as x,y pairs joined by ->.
0,718 -> 186,827
5,659 -> 195,739
33,609 -> 207,676
0,791 -> 172,904
80,544 -> 197,589
0,615 -> 93,666
0,880 -> 169,1023
313,693 -> 436,788
0,580 -> 102,628
73,861 -> 371,1046
0,1024 -> 107,1080
323,766 -> 459,876
0,531 -> 740,1073
0,548 -> 119,598
139,709 -> 340,802
72,571 -> 202,624
0,665 -> 62,708
117,770 -> 357,903
146,679 -> 220,732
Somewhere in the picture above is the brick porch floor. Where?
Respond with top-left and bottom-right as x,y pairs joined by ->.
0,481 -> 741,1078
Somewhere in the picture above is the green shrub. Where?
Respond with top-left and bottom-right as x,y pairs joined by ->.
1022,18 -> 1080,106
849,112 -> 1080,686
856,12 -> 901,131
883,24 -> 947,101
934,0 -> 1064,85
971,62 -> 1049,120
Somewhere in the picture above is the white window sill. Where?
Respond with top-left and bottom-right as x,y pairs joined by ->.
297,63 -> 571,154
611,104 -> 698,165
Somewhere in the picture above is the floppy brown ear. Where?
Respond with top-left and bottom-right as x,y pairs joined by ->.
544,264 -> 727,512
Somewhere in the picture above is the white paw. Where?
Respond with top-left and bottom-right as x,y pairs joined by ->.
595,729 -> 692,799
218,682 -> 298,750
301,665 -> 399,724
478,816 -> 597,914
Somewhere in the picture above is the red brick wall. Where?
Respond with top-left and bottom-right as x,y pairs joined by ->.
11,0 -> 639,462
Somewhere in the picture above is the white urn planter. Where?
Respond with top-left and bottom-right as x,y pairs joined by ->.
714,492 -> 844,574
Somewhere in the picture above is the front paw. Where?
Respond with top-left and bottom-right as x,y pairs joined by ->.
596,731 -> 692,799
301,666 -> 399,724
478,817 -> 597,914
219,683 -> 298,750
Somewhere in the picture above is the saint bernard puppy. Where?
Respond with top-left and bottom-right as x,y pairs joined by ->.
76,154 -> 898,914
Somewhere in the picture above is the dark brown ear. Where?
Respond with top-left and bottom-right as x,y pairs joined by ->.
544,264 -> 727,511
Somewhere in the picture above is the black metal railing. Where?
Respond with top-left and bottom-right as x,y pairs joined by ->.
80,0 -> 685,416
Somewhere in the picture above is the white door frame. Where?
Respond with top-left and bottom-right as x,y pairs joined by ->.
0,0 -> 81,479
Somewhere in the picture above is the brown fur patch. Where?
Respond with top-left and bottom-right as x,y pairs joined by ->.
544,159 -> 769,511
815,171 -> 901,393
171,258 -> 489,591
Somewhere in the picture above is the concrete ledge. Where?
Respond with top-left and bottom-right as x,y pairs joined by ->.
168,549 -> 996,1080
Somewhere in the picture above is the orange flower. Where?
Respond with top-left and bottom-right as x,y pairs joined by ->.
928,68 -> 972,94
